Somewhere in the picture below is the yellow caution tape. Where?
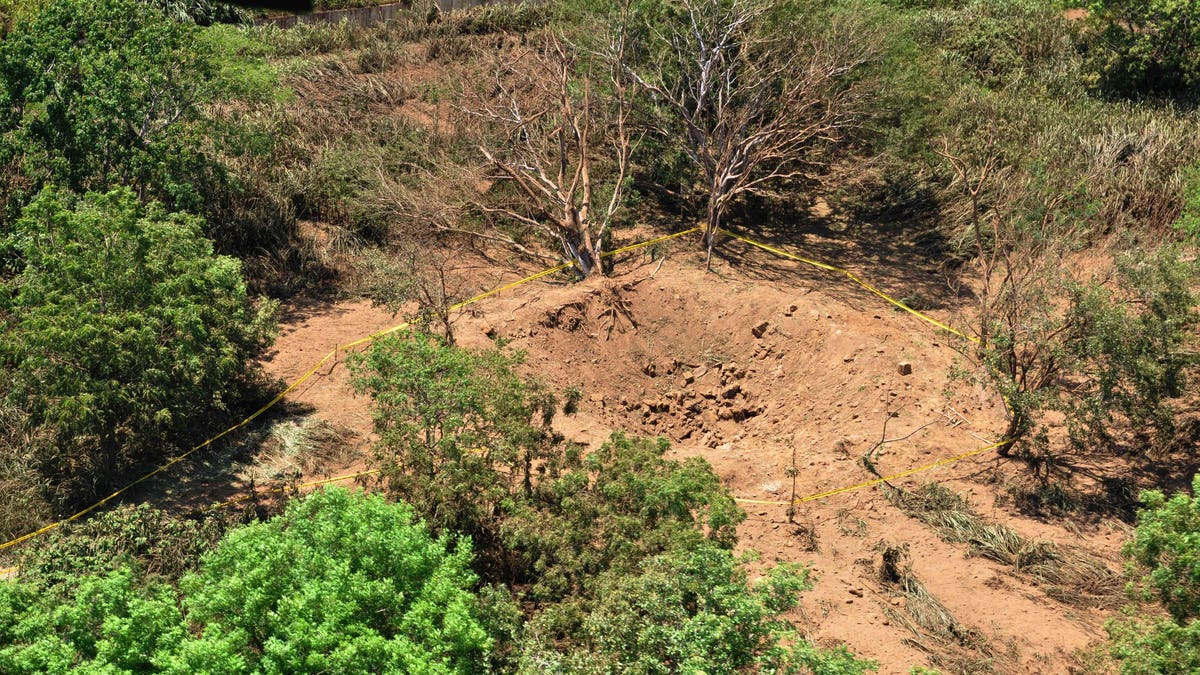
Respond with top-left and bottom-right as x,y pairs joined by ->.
720,229 -> 979,344
721,228 -> 1010,506
734,438 -> 1012,506
0,228 -> 700,555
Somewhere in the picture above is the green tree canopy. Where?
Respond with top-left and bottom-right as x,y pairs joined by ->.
1087,0 -> 1200,99
0,488 -> 494,674
176,487 -> 491,674
0,0 -> 208,217
1108,474 -> 1200,673
0,0 -> 281,254
0,188 -> 275,505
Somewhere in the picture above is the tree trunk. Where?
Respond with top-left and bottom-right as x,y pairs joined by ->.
704,199 -> 721,271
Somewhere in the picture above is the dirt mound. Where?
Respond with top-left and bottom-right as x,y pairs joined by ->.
259,242 -> 1123,673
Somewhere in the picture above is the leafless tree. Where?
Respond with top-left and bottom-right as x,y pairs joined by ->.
936,132 -> 1084,454
624,0 -> 878,267
357,237 -> 474,345
468,31 -> 636,278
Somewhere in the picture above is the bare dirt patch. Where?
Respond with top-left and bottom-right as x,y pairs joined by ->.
245,237 -> 1125,673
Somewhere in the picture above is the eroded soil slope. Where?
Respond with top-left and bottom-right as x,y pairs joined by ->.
261,235 -> 1126,674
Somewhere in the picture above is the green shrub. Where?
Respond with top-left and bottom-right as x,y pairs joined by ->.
1087,0 -> 1200,100
178,487 -> 491,673
349,331 -> 558,544
0,188 -> 276,506
0,488 -> 494,674
521,544 -> 876,674
14,504 -> 231,590
1108,475 -> 1200,673
0,0 -> 289,260
0,568 -> 186,674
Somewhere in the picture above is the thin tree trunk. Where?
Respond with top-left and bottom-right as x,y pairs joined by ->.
704,199 -> 720,271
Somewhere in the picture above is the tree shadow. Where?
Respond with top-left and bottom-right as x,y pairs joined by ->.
124,394 -> 322,515
710,211 -> 977,326
1002,439 -> 1200,525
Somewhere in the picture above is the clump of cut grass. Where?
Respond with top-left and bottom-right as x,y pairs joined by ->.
253,417 -> 360,482
878,543 -> 981,649
892,483 -> 1123,609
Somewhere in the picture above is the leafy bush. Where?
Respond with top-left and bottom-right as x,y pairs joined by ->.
0,0 -> 212,220
0,488 -> 494,674
0,568 -> 186,674
14,504 -> 231,590
503,432 -> 745,605
0,0 -> 289,261
522,543 -> 877,674
349,331 -> 558,545
1108,475 -> 1200,673
146,0 -> 248,24
178,487 -> 491,673
0,188 -> 276,506
1087,0 -> 1200,100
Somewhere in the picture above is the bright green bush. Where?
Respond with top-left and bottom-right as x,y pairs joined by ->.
503,432 -> 746,604
0,188 -> 276,505
176,487 -> 491,674
0,569 -> 185,674
1108,475 -> 1200,673
0,488 -> 494,674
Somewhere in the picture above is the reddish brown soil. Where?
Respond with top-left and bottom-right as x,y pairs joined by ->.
257,233 -> 1125,673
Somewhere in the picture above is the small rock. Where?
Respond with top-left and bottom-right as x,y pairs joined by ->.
752,321 -> 770,338
849,588 -> 864,597
721,384 -> 742,399
897,361 -> 913,376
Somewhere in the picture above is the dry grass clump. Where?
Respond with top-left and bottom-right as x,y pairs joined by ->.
876,543 -> 998,674
250,417 -> 360,482
893,483 -> 1123,609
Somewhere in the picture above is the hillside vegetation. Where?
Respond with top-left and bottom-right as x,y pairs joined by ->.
1,0 -> 1198,672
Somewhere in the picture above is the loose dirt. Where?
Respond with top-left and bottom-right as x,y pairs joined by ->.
257,233 -> 1125,674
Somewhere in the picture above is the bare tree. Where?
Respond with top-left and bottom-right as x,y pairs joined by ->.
624,0 -> 878,267
357,237 -> 474,345
936,133 -> 1081,454
469,31 -> 636,277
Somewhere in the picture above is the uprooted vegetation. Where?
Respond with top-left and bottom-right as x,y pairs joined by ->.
0,0 -> 1199,672
892,483 -> 1124,610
